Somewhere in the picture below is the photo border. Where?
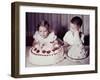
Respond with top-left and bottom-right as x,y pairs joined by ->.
11,2 -> 98,78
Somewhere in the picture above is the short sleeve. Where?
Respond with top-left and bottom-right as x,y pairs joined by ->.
63,31 -> 74,45
46,32 -> 57,43
33,32 -> 36,39
33,31 -> 40,42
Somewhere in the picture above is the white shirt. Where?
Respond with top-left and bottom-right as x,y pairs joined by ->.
63,31 -> 87,59
63,31 -> 84,46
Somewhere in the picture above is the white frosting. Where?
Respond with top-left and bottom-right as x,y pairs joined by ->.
67,46 -> 87,59
28,46 -> 64,65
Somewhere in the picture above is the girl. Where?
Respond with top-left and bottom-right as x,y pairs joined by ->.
33,20 -> 62,51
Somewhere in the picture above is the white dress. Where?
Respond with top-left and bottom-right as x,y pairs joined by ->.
33,31 -> 57,49
63,31 -> 87,59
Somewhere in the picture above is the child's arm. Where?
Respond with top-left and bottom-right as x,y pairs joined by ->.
32,31 -> 40,46
32,39 -> 38,47
63,31 -> 73,46
63,42 -> 70,47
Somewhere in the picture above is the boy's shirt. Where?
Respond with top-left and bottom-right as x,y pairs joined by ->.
63,31 -> 84,46
63,31 -> 87,59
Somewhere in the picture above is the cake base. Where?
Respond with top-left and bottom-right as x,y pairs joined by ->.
28,47 -> 64,66
67,46 -> 88,60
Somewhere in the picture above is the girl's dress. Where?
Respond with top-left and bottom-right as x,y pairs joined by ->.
33,31 -> 57,45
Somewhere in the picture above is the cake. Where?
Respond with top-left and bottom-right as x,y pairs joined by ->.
67,45 -> 88,60
28,40 -> 64,66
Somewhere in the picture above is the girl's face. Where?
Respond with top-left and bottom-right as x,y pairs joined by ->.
70,23 -> 80,32
39,26 -> 49,38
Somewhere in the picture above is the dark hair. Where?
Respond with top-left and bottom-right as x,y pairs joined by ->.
71,16 -> 83,27
37,20 -> 50,31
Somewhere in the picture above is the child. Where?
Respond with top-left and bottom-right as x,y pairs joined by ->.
33,20 -> 62,50
63,16 -> 87,59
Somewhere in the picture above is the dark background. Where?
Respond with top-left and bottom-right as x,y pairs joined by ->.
26,12 -> 90,46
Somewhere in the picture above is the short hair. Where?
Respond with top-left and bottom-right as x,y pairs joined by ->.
71,16 -> 83,27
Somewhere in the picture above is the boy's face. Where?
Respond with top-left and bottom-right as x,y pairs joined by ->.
39,26 -> 49,38
70,23 -> 80,32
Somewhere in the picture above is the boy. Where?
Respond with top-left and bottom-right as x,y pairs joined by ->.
63,16 -> 87,59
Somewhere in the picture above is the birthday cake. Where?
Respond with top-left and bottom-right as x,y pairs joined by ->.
67,45 -> 88,60
28,40 -> 64,65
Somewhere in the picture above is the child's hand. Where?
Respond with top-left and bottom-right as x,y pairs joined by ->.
70,27 -> 79,36
74,30 -> 79,36
32,40 -> 39,47
70,24 -> 80,33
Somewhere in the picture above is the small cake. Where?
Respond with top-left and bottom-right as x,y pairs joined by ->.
67,45 -> 88,60
28,41 -> 64,66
